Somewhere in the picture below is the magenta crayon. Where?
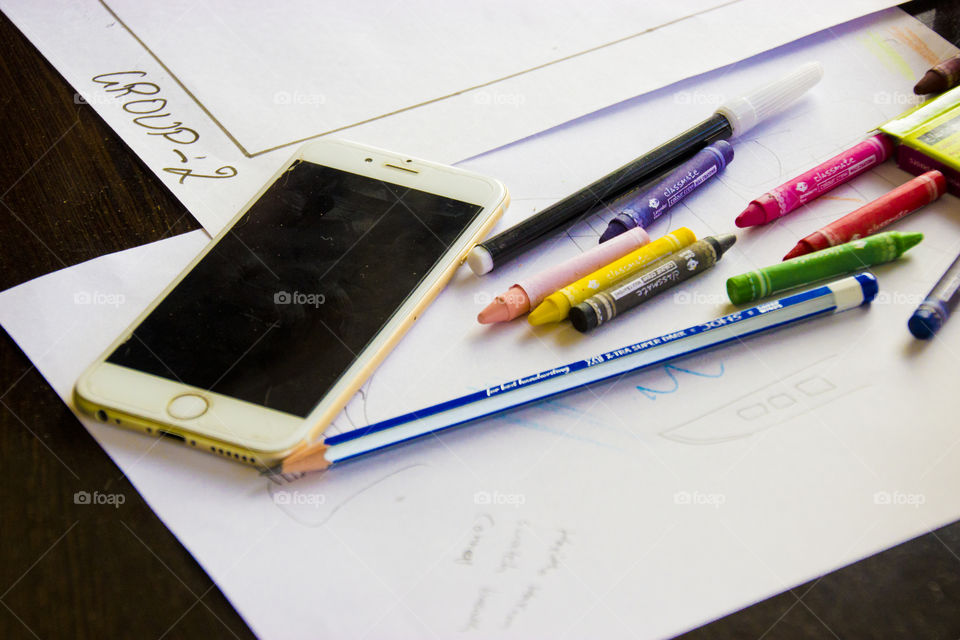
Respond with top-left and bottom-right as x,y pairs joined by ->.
477,227 -> 650,323
736,134 -> 894,228
783,170 -> 945,260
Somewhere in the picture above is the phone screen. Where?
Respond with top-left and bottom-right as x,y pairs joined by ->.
107,160 -> 483,417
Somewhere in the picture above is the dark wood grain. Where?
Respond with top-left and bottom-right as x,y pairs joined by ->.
0,24 -> 198,290
0,12 -> 251,640
1,3 -> 960,639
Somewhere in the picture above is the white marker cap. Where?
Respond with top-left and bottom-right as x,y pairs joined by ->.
716,62 -> 824,137
467,245 -> 494,276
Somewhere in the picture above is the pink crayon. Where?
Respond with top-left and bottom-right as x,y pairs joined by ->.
736,134 -> 894,228
478,227 -> 651,324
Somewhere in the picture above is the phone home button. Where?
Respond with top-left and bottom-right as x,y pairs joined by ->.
167,394 -> 209,420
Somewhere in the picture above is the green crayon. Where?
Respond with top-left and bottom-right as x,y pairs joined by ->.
726,231 -> 922,305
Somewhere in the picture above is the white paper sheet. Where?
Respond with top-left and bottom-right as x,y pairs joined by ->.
0,0 -> 897,234
2,9 -> 960,640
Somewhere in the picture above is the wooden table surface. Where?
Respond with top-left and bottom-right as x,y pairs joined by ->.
2,3 -> 960,638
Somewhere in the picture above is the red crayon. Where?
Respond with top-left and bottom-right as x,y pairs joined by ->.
736,134 -> 894,228
783,170 -> 946,260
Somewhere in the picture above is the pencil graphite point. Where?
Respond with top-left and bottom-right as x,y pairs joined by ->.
275,445 -> 333,475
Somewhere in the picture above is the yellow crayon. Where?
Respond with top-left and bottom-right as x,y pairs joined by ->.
528,227 -> 697,325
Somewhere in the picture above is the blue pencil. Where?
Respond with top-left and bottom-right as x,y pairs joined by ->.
275,273 -> 878,474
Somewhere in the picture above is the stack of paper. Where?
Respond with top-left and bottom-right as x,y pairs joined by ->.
1,3 -> 958,638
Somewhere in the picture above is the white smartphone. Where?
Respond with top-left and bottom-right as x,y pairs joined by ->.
74,138 -> 508,466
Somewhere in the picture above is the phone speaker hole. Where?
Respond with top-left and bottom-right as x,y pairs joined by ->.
96,410 -> 107,421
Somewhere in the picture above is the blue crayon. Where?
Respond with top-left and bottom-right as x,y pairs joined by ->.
909,253 -> 960,339
599,140 -> 734,243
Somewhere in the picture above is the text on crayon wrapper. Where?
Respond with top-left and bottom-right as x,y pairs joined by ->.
812,155 -> 859,184
665,166 -> 717,208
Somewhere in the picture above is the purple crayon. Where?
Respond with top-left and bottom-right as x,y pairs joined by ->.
599,140 -> 734,243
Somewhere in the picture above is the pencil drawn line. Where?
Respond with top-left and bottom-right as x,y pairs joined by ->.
660,354 -> 838,431
99,0 -> 746,158
96,1 -> 253,156
661,383 -> 871,445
